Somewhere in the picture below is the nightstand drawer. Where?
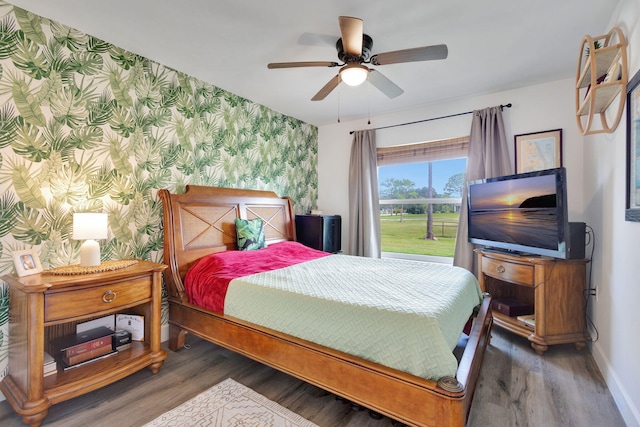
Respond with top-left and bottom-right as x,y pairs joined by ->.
481,257 -> 534,286
45,277 -> 151,322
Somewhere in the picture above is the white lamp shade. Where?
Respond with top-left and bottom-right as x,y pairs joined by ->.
73,213 -> 108,240
340,64 -> 369,86
73,213 -> 108,267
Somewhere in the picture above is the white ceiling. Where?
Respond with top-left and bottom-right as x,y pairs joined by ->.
7,0 -> 619,127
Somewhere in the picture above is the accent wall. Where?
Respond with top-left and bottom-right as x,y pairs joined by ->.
0,1 -> 318,382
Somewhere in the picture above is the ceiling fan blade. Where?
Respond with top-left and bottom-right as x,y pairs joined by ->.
268,61 -> 339,69
339,16 -> 363,56
311,75 -> 341,101
367,69 -> 404,99
370,44 -> 448,65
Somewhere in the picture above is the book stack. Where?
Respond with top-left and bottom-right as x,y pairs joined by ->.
43,352 -> 57,377
53,326 -> 116,371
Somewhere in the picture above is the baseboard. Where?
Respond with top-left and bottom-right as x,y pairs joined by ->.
591,341 -> 640,427
161,323 -> 169,343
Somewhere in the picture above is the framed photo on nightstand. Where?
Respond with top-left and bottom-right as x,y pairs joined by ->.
13,249 -> 43,277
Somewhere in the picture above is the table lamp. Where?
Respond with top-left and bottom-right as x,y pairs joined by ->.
73,213 -> 108,267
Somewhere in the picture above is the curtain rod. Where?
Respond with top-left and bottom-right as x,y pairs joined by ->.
349,103 -> 512,135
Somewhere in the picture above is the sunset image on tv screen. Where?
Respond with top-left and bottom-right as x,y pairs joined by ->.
469,174 -> 558,249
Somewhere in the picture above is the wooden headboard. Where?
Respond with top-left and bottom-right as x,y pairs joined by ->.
159,185 -> 296,302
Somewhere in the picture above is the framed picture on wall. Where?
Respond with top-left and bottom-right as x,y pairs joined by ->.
13,249 -> 43,277
626,68 -> 640,222
514,129 -> 563,174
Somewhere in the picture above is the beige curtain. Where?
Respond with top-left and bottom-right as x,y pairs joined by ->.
348,130 -> 381,257
453,106 -> 512,272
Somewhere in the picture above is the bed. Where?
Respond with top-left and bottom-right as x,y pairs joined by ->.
159,185 -> 493,427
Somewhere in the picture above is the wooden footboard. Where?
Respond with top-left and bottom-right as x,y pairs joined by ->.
167,296 -> 491,427
159,185 -> 493,427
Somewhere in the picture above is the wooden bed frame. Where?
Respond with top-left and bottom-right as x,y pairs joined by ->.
159,185 -> 492,427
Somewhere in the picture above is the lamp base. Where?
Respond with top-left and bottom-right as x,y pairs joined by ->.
80,240 -> 101,267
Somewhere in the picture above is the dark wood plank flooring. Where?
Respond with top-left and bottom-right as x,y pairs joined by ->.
0,328 -> 626,426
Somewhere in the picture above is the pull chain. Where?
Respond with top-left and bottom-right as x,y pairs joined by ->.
337,84 -> 341,123
367,81 -> 371,125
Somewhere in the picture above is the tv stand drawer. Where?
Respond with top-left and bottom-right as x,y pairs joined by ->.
481,257 -> 534,286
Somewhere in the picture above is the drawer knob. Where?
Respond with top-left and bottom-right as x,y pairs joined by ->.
496,265 -> 506,274
102,290 -> 117,303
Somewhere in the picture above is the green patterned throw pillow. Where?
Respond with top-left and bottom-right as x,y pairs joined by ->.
235,218 -> 266,250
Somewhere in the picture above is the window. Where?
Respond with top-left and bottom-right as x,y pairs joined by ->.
377,137 -> 468,262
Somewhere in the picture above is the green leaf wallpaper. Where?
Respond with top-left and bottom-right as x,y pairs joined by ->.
0,2 -> 318,380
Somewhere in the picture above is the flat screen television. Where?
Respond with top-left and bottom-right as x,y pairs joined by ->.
467,167 -> 571,258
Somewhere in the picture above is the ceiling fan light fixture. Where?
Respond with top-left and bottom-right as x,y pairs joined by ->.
340,64 -> 368,86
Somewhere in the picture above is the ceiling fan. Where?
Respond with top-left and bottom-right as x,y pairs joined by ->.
267,16 -> 448,101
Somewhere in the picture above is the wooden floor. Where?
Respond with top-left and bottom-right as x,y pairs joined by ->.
0,328 -> 626,427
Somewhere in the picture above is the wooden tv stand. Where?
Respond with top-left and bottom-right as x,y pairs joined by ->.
476,249 -> 588,354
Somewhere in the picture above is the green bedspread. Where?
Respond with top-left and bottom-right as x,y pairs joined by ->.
224,254 -> 482,380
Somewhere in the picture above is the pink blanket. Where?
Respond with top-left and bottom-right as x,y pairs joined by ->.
185,241 -> 330,312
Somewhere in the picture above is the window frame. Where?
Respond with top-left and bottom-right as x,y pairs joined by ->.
377,136 -> 469,263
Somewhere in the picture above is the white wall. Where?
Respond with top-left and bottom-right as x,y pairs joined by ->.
318,78 -> 585,254
582,1 -> 640,426
317,20 -> 640,423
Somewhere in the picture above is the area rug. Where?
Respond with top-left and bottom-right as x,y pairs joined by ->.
143,378 -> 319,427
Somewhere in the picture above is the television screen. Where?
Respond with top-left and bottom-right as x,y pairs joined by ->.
467,167 -> 568,258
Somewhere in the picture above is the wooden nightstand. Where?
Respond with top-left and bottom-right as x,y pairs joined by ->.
0,260 -> 167,427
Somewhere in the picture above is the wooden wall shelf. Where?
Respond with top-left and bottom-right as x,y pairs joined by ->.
575,27 -> 627,135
